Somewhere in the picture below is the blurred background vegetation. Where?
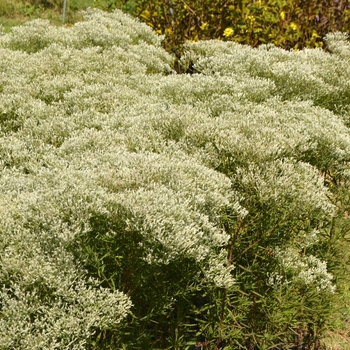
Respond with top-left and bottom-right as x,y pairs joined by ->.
1,0 -> 350,57
116,0 -> 350,68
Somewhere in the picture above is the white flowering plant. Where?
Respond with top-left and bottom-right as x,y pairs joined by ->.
0,8 -> 350,349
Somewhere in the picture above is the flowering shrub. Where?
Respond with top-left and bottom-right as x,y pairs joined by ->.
0,8 -> 350,349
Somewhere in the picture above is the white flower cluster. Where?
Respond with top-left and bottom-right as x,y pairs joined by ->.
234,159 -> 335,216
0,174 -> 132,348
324,32 -> 350,59
181,36 -> 350,118
273,247 -> 336,294
0,8 -> 349,345
299,229 -> 320,249
266,271 -> 286,287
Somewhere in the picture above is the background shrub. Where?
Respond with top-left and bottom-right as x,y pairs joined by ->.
93,0 -> 350,69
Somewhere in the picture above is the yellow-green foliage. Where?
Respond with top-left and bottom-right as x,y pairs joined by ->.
96,0 -> 350,54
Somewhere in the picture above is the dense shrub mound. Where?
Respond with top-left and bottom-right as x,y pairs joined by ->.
0,9 -> 350,349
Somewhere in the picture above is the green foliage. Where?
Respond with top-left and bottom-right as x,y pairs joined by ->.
0,0 -> 94,30
0,0 -> 16,16
0,8 -> 350,349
